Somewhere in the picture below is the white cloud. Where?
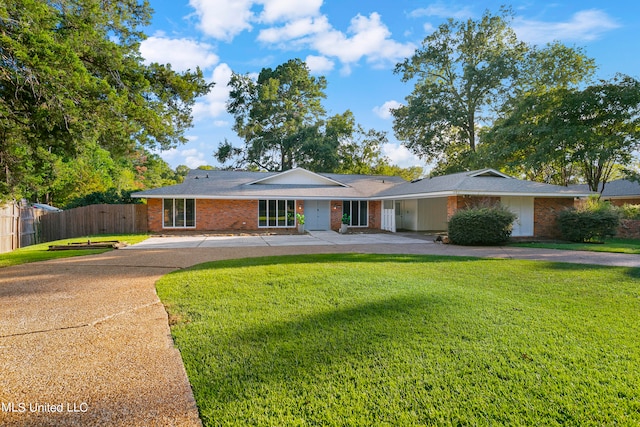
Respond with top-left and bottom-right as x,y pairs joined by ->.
182,149 -> 209,168
373,100 -> 402,120
258,0 -> 323,23
513,9 -> 620,44
140,36 -> 219,72
258,15 -> 331,44
188,0 -> 323,41
159,147 -> 208,168
192,63 -> 234,121
305,55 -> 335,74
259,12 -> 415,74
423,22 -> 436,34
382,143 -> 423,168
189,0 -> 254,41
409,4 -> 474,20
313,13 -> 416,68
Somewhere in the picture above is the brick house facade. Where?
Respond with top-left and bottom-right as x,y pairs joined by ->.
146,198 -> 384,233
135,168 -> 591,238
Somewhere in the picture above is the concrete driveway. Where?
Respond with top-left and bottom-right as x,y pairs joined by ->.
1,235 -> 638,426
122,231 -> 431,249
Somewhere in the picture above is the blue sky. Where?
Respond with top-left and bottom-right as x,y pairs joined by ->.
140,1 -> 640,170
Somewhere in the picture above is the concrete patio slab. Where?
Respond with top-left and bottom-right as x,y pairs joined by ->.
199,235 -> 267,247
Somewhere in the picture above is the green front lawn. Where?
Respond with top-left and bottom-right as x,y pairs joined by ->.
0,234 -> 148,268
157,254 -> 640,426
511,238 -> 640,254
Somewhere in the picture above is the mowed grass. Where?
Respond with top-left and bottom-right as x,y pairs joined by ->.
157,254 -> 640,426
511,238 -> 640,254
0,234 -> 148,268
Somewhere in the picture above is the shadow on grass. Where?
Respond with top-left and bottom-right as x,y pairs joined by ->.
183,252 -> 483,272
533,260 -> 640,279
184,293 -> 451,407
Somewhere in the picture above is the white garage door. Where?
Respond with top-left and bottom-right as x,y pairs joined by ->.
501,197 -> 534,237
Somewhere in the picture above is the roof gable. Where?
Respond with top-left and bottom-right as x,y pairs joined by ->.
468,169 -> 513,179
246,168 -> 347,187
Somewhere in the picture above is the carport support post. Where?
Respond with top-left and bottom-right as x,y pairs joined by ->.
446,196 -> 459,220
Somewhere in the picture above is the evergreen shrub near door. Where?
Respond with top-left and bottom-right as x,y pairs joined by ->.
448,205 -> 516,245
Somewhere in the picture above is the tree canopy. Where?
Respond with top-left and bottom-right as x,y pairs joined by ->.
393,8 -> 526,163
484,75 -> 640,191
0,0 -> 211,201
217,58 -> 354,172
392,8 -> 597,175
217,58 -> 423,180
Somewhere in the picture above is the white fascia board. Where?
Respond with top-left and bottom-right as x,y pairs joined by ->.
378,190 -> 593,200
454,190 -> 593,198
132,194 -> 366,200
378,191 -> 455,200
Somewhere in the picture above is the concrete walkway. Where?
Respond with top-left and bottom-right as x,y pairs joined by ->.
0,236 -> 638,426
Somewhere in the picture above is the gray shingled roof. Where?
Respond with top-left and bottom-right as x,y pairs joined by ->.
377,169 -> 592,199
132,168 -> 592,200
132,169 -> 407,200
569,179 -> 640,198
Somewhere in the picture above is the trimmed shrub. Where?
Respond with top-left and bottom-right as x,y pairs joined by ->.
448,205 -> 517,246
558,200 -> 620,243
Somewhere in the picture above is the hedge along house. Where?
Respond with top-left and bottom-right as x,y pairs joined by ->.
132,168 -> 592,238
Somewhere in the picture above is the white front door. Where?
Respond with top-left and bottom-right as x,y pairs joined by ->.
304,200 -> 331,230
502,197 -> 534,237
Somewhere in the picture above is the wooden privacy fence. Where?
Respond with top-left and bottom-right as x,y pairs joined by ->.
39,204 -> 147,243
0,204 -> 19,253
0,203 -> 44,253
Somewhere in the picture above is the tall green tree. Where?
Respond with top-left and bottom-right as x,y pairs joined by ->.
393,8 -> 526,167
217,59 -> 353,172
484,75 -> 640,191
0,0 -> 211,200
393,9 -> 596,173
336,126 -> 423,181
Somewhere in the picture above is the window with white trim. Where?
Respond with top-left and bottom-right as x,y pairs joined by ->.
342,200 -> 368,227
163,198 -> 196,228
259,200 -> 296,227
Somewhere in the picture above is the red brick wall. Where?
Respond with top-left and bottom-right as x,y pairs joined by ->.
147,198 -> 264,232
329,200 -> 382,231
330,200 -> 343,230
534,198 -> 574,239
607,198 -> 640,206
147,198 -> 163,232
146,198 -> 320,232
446,196 -> 500,219
198,199 -> 259,230
617,219 -> 640,239
368,200 -> 381,229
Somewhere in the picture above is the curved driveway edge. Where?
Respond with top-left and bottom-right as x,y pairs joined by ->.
0,240 -> 638,426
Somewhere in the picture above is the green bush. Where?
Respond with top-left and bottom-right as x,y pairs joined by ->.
558,199 -> 620,243
620,204 -> 640,220
448,205 -> 517,246
64,188 -> 142,209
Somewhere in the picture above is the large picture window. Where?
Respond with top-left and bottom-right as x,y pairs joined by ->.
163,198 -> 195,228
343,200 -> 368,227
259,200 -> 295,227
